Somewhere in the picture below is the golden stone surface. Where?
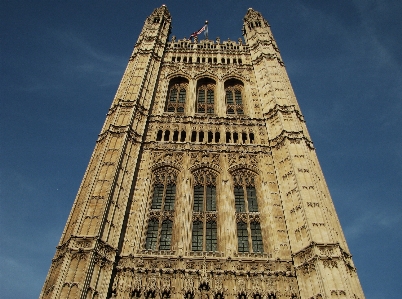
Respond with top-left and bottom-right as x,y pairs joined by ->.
40,6 -> 365,299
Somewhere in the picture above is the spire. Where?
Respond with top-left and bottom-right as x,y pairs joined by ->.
242,8 -> 272,44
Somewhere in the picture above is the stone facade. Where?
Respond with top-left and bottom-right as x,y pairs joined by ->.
40,6 -> 365,299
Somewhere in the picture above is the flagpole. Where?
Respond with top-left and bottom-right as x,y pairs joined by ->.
205,20 -> 208,40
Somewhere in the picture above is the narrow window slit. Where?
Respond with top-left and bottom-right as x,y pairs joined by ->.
164,130 -> 170,141
191,131 -> 197,142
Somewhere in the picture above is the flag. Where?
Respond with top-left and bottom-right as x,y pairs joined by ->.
189,23 -> 208,39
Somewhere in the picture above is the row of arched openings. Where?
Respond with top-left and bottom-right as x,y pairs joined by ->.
145,167 -> 263,253
165,77 -> 245,115
171,55 -> 243,65
156,129 -> 255,144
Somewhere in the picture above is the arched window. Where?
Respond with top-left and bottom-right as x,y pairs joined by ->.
232,171 -> 263,253
145,170 -> 177,251
165,77 -> 188,114
225,79 -> 244,116
191,169 -> 218,252
196,78 -> 215,115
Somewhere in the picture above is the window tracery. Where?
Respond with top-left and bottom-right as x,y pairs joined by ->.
145,169 -> 177,251
225,79 -> 244,116
191,169 -> 218,252
232,170 -> 263,253
165,77 -> 188,114
196,78 -> 216,115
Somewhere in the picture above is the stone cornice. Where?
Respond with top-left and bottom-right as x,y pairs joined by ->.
248,39 -> 279,53
264,104 -> 304,122
251,52 -> 283,66
108,99 -> 149,116
143,142 -> 272,154
53,236 -> 117,265
97,125 -> 142,143
268,130 -> 314,149
116,254 -> 295,277
149,114 -> 266,127
292,242 -> 356,271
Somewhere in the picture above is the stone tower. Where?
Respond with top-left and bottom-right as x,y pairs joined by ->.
40,6 -> 365,299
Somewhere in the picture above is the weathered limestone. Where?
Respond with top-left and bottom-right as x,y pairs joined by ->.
40,6 -> 364,299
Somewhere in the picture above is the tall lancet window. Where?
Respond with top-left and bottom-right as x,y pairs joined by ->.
196,78 -> 216,115
225,79 -> 244,115
191,169 -> 218,252
165,77 -> 188,114
232,170 -> 263,253
145,169 -> 177,251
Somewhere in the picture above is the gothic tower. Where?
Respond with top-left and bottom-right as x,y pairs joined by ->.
40,6 -> 365,299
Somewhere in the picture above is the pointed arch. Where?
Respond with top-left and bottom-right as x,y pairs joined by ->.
190,167 -> 219,252
230,166 -> 263,253
165,76 -> 189,114
196,77 -> 216,115
145,166 -> 179,251
224,78 -> 245,116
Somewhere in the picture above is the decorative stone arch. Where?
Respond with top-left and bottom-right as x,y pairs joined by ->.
194,73 -> 219,83
221,74 -> 246,83
189,163 -> 221,177
152,163 -> 182,176
166,72 -> 191,82
228,164 -> 260,177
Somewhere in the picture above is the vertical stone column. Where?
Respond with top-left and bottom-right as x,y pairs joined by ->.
217,154 -> 237,256
257,153 -> 291,259
172,154 -> 193,255
244,8 -> 365,299
216,79 -> 225,117
187,78 -> 197,117
40,6 -> 172,299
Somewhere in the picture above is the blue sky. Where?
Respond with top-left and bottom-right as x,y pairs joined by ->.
1,1 -> 401,298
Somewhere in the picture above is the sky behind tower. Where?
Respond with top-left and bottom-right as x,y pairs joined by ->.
1,1 -> 401,298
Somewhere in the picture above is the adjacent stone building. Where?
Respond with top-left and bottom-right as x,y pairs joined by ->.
40,5 -> 365,299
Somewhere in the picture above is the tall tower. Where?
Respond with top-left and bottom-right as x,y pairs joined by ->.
41,6 -> 365,299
